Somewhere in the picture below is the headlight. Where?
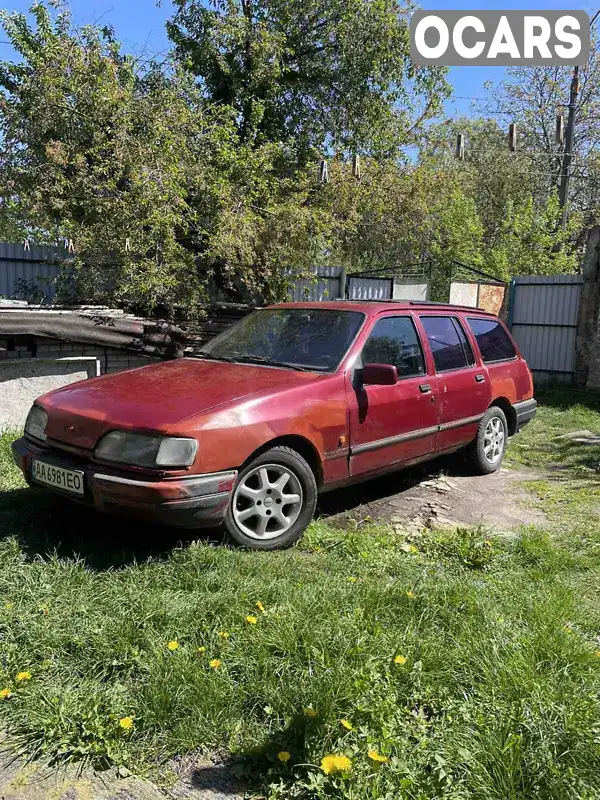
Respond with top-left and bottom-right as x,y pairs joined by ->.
95,431 -> 198,468
25,405 -> 48,441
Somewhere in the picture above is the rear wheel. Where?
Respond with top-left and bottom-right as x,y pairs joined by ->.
224,446 -> 317,550
467,406 -> 508,475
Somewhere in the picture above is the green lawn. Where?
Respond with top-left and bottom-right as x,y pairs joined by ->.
1,389 -> 600,799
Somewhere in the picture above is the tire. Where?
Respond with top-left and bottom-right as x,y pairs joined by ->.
224,446 -> 318,550
467,406 -> 508,475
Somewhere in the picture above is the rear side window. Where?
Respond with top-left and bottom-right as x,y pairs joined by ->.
362,316 -> 425,378
467,317 -> 516,362
420,316 -> 474,372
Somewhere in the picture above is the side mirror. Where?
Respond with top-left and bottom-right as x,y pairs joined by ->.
362,363 -> 398,385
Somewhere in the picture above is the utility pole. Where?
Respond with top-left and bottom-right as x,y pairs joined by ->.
558,65 -> 579,231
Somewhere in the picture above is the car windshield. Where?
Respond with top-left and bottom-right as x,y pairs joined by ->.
198,308 -> 365,371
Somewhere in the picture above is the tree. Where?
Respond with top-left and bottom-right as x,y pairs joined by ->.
0,2 -> 334,311
478,34 -> 600,236
315,159 -> 480,265
167,0 -> 450,158
421,117 -> 579,280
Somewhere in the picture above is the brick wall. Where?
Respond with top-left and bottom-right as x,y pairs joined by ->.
0,335 -> 157,374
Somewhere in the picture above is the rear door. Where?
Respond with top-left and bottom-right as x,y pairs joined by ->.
418,314 -> 491,452
348,314 -> 440,476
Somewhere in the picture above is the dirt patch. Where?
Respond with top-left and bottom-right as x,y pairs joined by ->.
0,749 -> 245,800
317,457 -> 546,535
167,753 -> 246,800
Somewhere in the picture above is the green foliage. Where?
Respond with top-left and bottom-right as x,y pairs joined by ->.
168,0 -> 449,157
484,39 -> 600,231
0,3 -> 338,311
0,1 -> 588,313
424,525 -> 496,570
513,529 -> 568,574
423,118 -> 580,283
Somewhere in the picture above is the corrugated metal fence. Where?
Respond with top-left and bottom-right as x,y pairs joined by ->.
508,274 -> 584,384
0,242 -> 65,303
348,276 -> 392,299
289,267 -> 397,301
288,266 -> 345,301
288,268 -> 430,301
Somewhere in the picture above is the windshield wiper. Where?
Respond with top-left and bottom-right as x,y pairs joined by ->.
193,350 -> 238,363
230,355 -> 314,372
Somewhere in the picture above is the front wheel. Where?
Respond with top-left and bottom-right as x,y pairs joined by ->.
224,446 -> 317,550
467,406 -> 508,475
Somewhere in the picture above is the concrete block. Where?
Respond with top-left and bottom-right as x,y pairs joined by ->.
0,357 -> 100,429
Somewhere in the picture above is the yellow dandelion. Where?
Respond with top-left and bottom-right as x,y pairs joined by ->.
119,716 -> 134,731
210,658 -> 222,670
394,655 -> 407,665
595,650 -> 600,658
484,540 -> 492,547
340,719 -> 353,731
197,646 -> 206,654
302,706 -> 317,718
218,631 -> 230,640
368,750 -> 389,764
347,576 -> 358,583
277,751 -> 291,762
408,545 -> 418,553
245,615 -> 258,625
256,601 -> 265,613
0,688 -> 12,700
321,754 -> 352,775
167,640 -> 179,651
16,671 -> 31,682
406,590 -> 416,599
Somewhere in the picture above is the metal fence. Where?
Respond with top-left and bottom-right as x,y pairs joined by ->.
288,267 -> 429,302
507,274 -> 584,384
0,242 -> 66,303
288,266 -> 345,301
347,275 -> 392,299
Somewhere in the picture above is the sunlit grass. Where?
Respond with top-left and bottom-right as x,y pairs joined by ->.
0,389 -> 599,798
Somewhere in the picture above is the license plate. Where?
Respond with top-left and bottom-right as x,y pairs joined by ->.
31,460 -> 84,496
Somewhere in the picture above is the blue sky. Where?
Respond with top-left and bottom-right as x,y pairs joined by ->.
0,0 -> 596,117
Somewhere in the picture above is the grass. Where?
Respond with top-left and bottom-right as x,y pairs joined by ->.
0,388 -> 600,799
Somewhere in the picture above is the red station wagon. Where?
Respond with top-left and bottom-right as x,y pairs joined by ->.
12,301 -> 536,549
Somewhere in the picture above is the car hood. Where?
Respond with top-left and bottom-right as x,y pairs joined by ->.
39,358 -> 322,450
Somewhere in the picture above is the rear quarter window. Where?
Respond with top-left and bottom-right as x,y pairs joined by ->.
467,317 -> 516,363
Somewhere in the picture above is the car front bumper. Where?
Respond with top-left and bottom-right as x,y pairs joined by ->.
11,436 -> 236,529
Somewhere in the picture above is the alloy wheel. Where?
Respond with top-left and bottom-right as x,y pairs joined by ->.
483,416 -> 505,464
232,463 -> 304,540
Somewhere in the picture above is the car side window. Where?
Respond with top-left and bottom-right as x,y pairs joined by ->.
467,317 -> 516,362
420,316 -> 475,372
361,316 -> 426,378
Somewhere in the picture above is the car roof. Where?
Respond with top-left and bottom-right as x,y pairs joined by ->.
267,300 -> 497,317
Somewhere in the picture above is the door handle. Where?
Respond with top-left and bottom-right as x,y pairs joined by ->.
419,383 -> 431,393
475,374 -> 485,382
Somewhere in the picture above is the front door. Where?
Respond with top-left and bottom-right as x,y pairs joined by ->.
418,315 -> 491,452
348,314 -> 440,477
